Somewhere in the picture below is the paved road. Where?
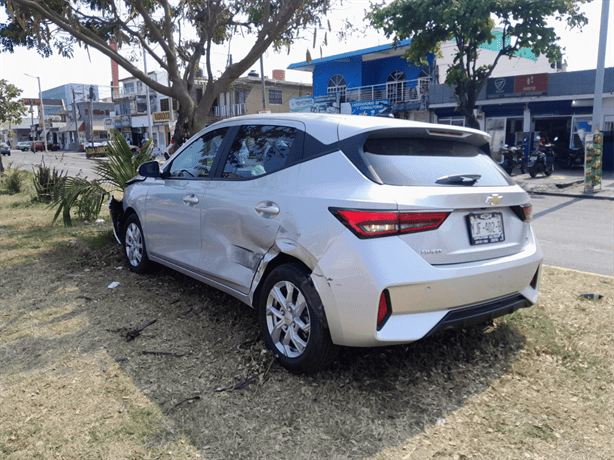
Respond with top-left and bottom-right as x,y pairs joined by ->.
529,193 -> 613,276
2,149 -> 100,180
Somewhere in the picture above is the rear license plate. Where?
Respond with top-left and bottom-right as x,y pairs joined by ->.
467,212 -> 505,245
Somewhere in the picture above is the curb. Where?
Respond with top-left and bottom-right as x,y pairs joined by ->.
543,264 -> 614,278
525,190 -> 614,201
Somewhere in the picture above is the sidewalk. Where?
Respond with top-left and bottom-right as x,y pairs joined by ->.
512,168 -> 614,200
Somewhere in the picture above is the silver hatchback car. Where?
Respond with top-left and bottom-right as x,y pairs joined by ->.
110,113 -> 542,373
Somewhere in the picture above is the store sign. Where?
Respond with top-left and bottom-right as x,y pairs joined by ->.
487,73 -> 549,98
514,73 -> 548,94
584,132 -> 603,191
348,99 -> 390,116
289,94 -> 339,113
487,77 -> 515,98
22,98 -> 41,105
153,111 -> 170,123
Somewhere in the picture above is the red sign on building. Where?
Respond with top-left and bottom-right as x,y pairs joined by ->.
513,73 -> 549,94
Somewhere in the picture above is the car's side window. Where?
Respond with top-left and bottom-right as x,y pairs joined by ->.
168,128 -> 228,178
221,125 -> 296,179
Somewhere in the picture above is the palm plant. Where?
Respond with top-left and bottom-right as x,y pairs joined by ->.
52,130 -> 154,226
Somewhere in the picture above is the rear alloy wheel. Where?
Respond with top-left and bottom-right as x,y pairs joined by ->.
259,263 -> 339,373
123,214 -> 150,273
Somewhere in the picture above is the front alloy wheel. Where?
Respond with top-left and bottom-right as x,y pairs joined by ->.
123,214 -> 150,273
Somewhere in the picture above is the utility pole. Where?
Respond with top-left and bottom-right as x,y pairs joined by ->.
71,87 -> 79,148
143,45 -> 153,146
24,73 -> 48,152
89,85 -> 95,144
592,0 -> 610,132
260,56 -> 267,111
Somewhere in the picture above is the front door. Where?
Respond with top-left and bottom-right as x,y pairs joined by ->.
143,128 -> 229,272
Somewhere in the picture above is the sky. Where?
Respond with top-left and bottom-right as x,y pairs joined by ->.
0,0 -> 612,101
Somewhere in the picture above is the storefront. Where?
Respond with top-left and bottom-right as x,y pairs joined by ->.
430,69 -> 614,170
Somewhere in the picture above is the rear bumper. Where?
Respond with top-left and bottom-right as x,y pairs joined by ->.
311,227 -> 542,347
422,293 -> 531,338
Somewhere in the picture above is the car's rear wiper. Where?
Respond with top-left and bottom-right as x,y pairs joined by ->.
435,174 -> 481,186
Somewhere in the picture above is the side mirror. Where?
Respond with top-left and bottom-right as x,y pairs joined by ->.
138,160 -> 160,178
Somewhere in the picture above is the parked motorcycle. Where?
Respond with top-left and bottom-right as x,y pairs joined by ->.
554,147 -> 584,169
528,142 -> 555,177
501,145 -> 526,175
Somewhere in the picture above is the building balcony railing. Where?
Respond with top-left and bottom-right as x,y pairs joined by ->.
209,103 -> 247,118
345,77 -> 431,106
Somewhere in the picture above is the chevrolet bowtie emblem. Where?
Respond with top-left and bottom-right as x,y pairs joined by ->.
486,194 -> 503,206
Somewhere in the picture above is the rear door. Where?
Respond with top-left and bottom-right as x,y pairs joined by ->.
200,122 -> 302,293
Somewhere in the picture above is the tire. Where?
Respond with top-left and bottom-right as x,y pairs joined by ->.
123,214 -> 150,274
259,263 -> 339,373
544,164 -> 554,176
529,165 -> 538,178
505,165 -> 513,175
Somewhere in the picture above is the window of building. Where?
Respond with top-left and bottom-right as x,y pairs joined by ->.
437,117 -> 466,127
570,115 -> 593,149
269,89 -> 283,105
327,74 -> 347,102
236,90 -> 249,105
485,117 -> 506,155
602,115 -> 613,134
124,82 -> 135,94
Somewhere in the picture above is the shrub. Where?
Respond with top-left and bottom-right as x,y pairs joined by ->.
52,130 -> 153,226
0,163 -> 25,195
32,161 -> 67,203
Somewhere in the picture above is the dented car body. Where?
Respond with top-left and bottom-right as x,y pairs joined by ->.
110,113 -> 542,373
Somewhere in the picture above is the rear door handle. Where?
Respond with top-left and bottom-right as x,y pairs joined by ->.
255,201 -> 280,216
183,194 -> 199,205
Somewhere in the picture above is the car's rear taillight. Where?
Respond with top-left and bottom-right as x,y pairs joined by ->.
377,290 -> 391,330
331,209 -> 449,238
512,204 -> 533,222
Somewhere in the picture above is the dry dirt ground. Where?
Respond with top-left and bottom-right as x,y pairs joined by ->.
1,223 -> 612,460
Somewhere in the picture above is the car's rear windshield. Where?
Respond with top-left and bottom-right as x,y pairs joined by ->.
362,137 -> 511,186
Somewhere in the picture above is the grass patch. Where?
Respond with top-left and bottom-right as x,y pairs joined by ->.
1,183 -> 612,460
0,168 -> 111,266
0,351 -> 201,460
376,266 -> 613,460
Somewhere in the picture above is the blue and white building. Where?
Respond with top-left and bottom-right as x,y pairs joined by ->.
288,39 -> 435,121
288,38 -> 613,170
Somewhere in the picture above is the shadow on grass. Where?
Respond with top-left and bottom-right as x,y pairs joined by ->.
1,239 -> 527,460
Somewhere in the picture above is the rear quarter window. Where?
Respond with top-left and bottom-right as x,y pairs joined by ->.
362,137 -> 511,186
